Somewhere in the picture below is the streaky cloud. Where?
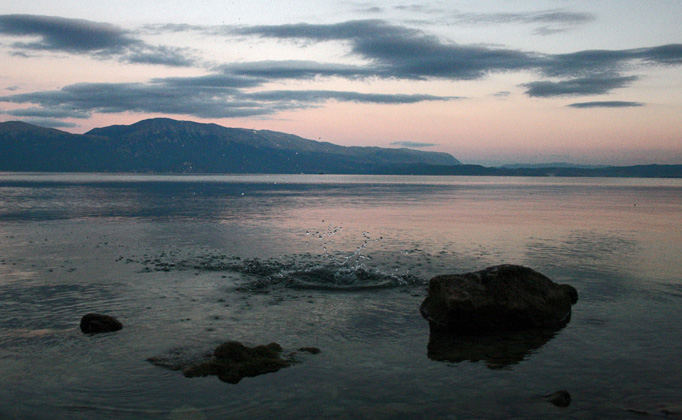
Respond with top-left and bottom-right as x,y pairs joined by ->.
245,90 -> 459,104
0,14 -> 197,67
220,60 -> 379,80
5,106 -> 90,119
227,20 -> 682,83
632,44 -> 682,65
394,5 -> 446,14
0,81 -> 274,119
534,26 -> 571,36
452,9 -> 595,25
0,74 -> 455,120
232,19 -> 400,41
18,117 -> 78,128
139,23 -> 207,34
522,75 -> 639,97
133,19 -> 682,91
567,101 -> 645,108
0,14 -> 135,52
155,74 -> 265,89
232,20 -> 539,80
122,45 -> 197,67
2,16 -> 682,110
543,44 -> 682,77
396,7 -> 593,35
356,6 -> 384,14
390,141 -> 437,148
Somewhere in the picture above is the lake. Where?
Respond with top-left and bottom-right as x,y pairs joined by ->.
1,173 -> 681,419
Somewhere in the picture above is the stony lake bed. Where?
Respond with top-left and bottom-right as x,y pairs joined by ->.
1,174 -> 681,419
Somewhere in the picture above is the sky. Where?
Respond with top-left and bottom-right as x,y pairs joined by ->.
0,1 -> 681,165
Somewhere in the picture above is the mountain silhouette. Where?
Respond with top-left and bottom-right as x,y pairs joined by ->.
0,118 -> 460,173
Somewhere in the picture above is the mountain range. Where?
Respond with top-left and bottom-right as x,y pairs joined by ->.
0,118 -> 459,173
1,118 -> 681,177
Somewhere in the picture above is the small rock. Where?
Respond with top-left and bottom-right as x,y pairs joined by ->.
79,313 -> 122,334
544,390 -> 571,407
627,408 -> 650,416
298,347 -> 321,354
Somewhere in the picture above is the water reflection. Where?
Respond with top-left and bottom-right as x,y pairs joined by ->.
1,174 -> 681,419
426,326 -> 564,369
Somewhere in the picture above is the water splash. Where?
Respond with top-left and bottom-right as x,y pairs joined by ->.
267,264 -> 418,290
307,223 -> 383,268
134,226 -> 423,291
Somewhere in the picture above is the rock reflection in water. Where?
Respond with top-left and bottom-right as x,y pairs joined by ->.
427,327 -> 563,369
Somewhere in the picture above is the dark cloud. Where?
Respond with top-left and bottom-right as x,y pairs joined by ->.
245,90 -> 459,104
2,16 -> 681,119
5,106 -> 90,119
543,45 -> 682,77
355,6 -> 384,14
0,75 -> 455,120
19,117 -> 78,128
139,23 -> 207,35
453,9 -> 595,26
122,45 -> 197,67
220,60 -> 378,80
395,7 -> 593,35
232,20 -> 539,80
567,101 -> 645,108
134,19 -> 682,92
533,26 -> 572,36
543,50 -> 634,77
390,141 -> 437,148
155,74 -> 265,89
0,81 -> 273,119
632,43 -> 682,65
232,20 -> 398,42
522,75 -> 639,97
227,20 -> 682,83
0,14 -> 136,52
394,4 -> 445,14
10,51 -> 34,58
0,14 -> 196,66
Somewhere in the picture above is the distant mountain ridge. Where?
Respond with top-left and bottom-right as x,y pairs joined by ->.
372,163 -> 682,178
0,118 -> 460,173
500,162 -> 609,170
1,118 -> 681,177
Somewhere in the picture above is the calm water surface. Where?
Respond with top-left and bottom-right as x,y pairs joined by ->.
0,173 -> 681,419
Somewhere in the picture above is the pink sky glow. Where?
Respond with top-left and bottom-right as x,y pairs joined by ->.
1,1 -> 681,165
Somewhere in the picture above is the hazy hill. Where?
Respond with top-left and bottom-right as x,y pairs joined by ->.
0,118 -> 460,173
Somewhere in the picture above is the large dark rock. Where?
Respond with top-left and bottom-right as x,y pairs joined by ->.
80,313 -> 123,334
420,265 -> 578,333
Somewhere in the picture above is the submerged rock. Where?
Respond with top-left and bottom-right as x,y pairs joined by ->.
544,390 -> 571,407
148,342 -> 321,383
79,313 -> 123,334
420,265 -> 578,333
182,341 -> 295,384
